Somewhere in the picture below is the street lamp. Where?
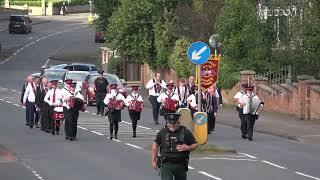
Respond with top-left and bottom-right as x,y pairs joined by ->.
209,34 -> 221,56
88,0 -> 92,14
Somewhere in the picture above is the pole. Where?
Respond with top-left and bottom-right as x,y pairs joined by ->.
41,0 -> 45,15
197,65 -> 201,112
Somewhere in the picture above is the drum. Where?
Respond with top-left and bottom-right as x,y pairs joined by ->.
129,100 -> 143,112
164,98 -> 178,111
52,106 -> 64,120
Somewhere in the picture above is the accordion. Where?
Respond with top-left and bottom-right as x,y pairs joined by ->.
129,100 -> 143,112
69,97 -> 86,112
164,98 -> 178,111
108,98 -> 124,110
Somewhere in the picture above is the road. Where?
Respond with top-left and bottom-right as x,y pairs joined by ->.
0,14 -> 320,180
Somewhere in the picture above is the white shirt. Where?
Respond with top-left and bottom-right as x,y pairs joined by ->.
104,90 -> 126,105
174,86 -> 187,103
125,92 -> 143,106
234,91 -> 245,107
44,88 -> 63,106
61,88 -> 70,107
145,79 -> 167,96
62,90 -> 84,109
23,83 -> 37,103
239,93 -> 261,114
157,92 -> 180,105
187,94 -> 197,109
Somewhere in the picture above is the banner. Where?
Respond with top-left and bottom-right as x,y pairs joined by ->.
196,55 -> 221,91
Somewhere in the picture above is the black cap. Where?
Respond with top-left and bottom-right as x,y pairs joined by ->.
98,70 -> 104,74
70,82 -> 77,88
164,113 -> 181,124
50,80 -> 58,85
241,83 -> 248,88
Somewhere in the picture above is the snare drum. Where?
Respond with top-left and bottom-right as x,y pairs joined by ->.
52,106 -> 64,120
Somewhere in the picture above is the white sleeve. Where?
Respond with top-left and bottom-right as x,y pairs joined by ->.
103,94 -> 110,105
23,85 -> 31,103
44,90 -> 51,105
145,80 -> 154,89
160,81 -> 167,89
172,94 -> 181,105
118,93 -> 126,101
157,93 -> 164,103
75,92 -> 84,101
125,96 -> 132,106
233,92 -> 241,99
215,89 -> 220,98
137,95 -> 143,102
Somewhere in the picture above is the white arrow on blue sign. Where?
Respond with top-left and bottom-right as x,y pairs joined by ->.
187,41 -> 211,65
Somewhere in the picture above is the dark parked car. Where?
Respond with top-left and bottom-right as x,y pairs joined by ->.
9,15 -> 32,34
95,31 -> 105,43
82,73 -> 126,105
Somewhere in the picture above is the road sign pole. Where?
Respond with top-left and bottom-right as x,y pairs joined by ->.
197,65 -> 201,112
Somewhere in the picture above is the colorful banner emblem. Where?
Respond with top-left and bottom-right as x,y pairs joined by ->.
195,55 -> 221,91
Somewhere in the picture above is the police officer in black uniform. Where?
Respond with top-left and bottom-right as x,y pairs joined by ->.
94,70 -> 109,116
151,113 -> 198,180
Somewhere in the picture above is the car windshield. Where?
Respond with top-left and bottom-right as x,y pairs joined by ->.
50,64 -> 68,69
66,72 -> 88,82
89,74 -> 122,85
73,65 -> 90,71
10,16 -> 24,22
44,71 -> 66,79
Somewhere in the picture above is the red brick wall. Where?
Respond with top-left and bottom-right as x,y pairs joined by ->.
141,64 -> 179,86
310,88 -> 320,120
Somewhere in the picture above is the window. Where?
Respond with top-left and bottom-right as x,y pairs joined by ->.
90,66 -> 97,71
73,65 -> 90,71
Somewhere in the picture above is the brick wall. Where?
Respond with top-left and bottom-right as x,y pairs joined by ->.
222,71 -> 320,120
141,64 -> 179,86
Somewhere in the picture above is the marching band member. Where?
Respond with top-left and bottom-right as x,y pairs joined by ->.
157,82 -> 180,117
125,85 -> 144,138
61,79 -> 73,138
174,78 -> 188,108
233,83 -> 248,139
23,76 -> 38,129
239,85 -> 262,141
44,80 -> 63,135
204,89 -> 218,134
146,73 -> 167,125
35,77 -> 49,132
104,83 -> 126,140
186,76 -> 195,95
21,75 -> 33,126
63,82 -> 84,141
187,86 -> 206,118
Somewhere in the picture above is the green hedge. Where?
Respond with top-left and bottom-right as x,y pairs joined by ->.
11,0 -> 88,7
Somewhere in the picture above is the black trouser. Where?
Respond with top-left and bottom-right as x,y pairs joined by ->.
64,108 -> 79,138
108,110 -> 121,137
244,114 -> 256,139
238,108 -> 247,136
40,105 -> 49,130
149,95 -> 160,123
207,112 -> 216,132
96,92 -> 106,115
129,110 -> 141,133
26,101 -> 36,126
35,110 -> 39,125
70,110 -> 79,138
64,107 -> 72,138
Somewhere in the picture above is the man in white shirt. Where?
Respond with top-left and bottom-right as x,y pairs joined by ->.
23,76 -> 38,128
239,85 -> 261,141
186,76 -> 195,95
125,85 -> 144,138
157,82 -> 180,116
146,73 -> 166,125
174,78 -> 188,108
44,80 -> 63,135
233,83 -> 248,139
62,82 -> 84,141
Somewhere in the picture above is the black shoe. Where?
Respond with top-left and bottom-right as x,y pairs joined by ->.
56,130 -> 59,135
52,131 -> 55,135
154,121 -> 159,125
65,137 -> 69,140
45,129 -> 50,133
73,137 -> 77,141
25,123 -> 29,126
133,132 -> 136,138
69,138 -> 73,141
109,136 -> 113,140
114,134 -> 118,139
248,137 -> 253,141
29,125 -> 33,129
36,125 -> 39,128
242,135 -> 247,139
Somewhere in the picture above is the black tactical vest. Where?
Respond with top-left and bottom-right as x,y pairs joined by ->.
160,126 -> 189,161
95,77 -> 108,93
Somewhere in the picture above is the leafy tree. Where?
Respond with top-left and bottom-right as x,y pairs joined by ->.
169,38 -> 194,78
93,0 -> 120,31
215,0 -> 268,89
0,0 -> 4,7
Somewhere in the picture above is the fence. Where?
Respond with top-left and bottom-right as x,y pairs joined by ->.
254,65 -> 292,85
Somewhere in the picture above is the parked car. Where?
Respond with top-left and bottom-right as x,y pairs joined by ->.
95,31 -> 105,43
63,71 -> 91,92
9,15 -> 32,34
82,73 -> 126,105
31,72 -> 41,78
49,63 -> 97,72
41,69 -> 68,82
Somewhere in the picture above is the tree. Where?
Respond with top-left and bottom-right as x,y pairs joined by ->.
215,0 -> 268,89
169,38 -> 194,78
93,0 -> 121,31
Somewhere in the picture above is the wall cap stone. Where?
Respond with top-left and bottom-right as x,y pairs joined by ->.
281,83 -> 296,92
240,70 -> 256,75
297,75 -> 314,80
305,79 -> 320,85
254,76 -> 269,81
257,84 -> 273,93
271,84 -> 284,92
311,85 -> 320,94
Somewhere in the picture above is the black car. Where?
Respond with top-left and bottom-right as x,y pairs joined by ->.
9,15 -> 32,34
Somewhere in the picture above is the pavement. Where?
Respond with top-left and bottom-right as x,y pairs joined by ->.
137,88 -> 320,144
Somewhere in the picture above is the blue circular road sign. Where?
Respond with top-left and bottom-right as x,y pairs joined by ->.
193,113 -> 207,125
187,41 -> 211,65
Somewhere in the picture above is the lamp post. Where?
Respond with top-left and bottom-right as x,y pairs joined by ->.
89,0 -> 92,14
209,34 -> 221,56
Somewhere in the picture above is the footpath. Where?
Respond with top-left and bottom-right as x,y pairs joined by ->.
139,88 -> 320,144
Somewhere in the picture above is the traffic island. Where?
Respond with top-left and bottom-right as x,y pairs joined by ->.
191,144 -> 236,157
0,144 -> 15,162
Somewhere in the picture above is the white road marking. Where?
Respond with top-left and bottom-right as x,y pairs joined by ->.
121,121 -> 132,125
262,160 -> 287,169
137,125 -> 151,130
10,89 -> 17,92
91,113 -> 96,115
295,172 -> 320,180
32,171 -> 37,174
188,166 -> 195,170
13,104 -> 20,107
77,126 -> 88,130
191,157 -> 257,161
91,131 -> 104,136
125,143 -> 143,150
198,171 -> 223,180
239,153 -> 257,159
5,100 -> 12,104
112,139 -> 122,143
